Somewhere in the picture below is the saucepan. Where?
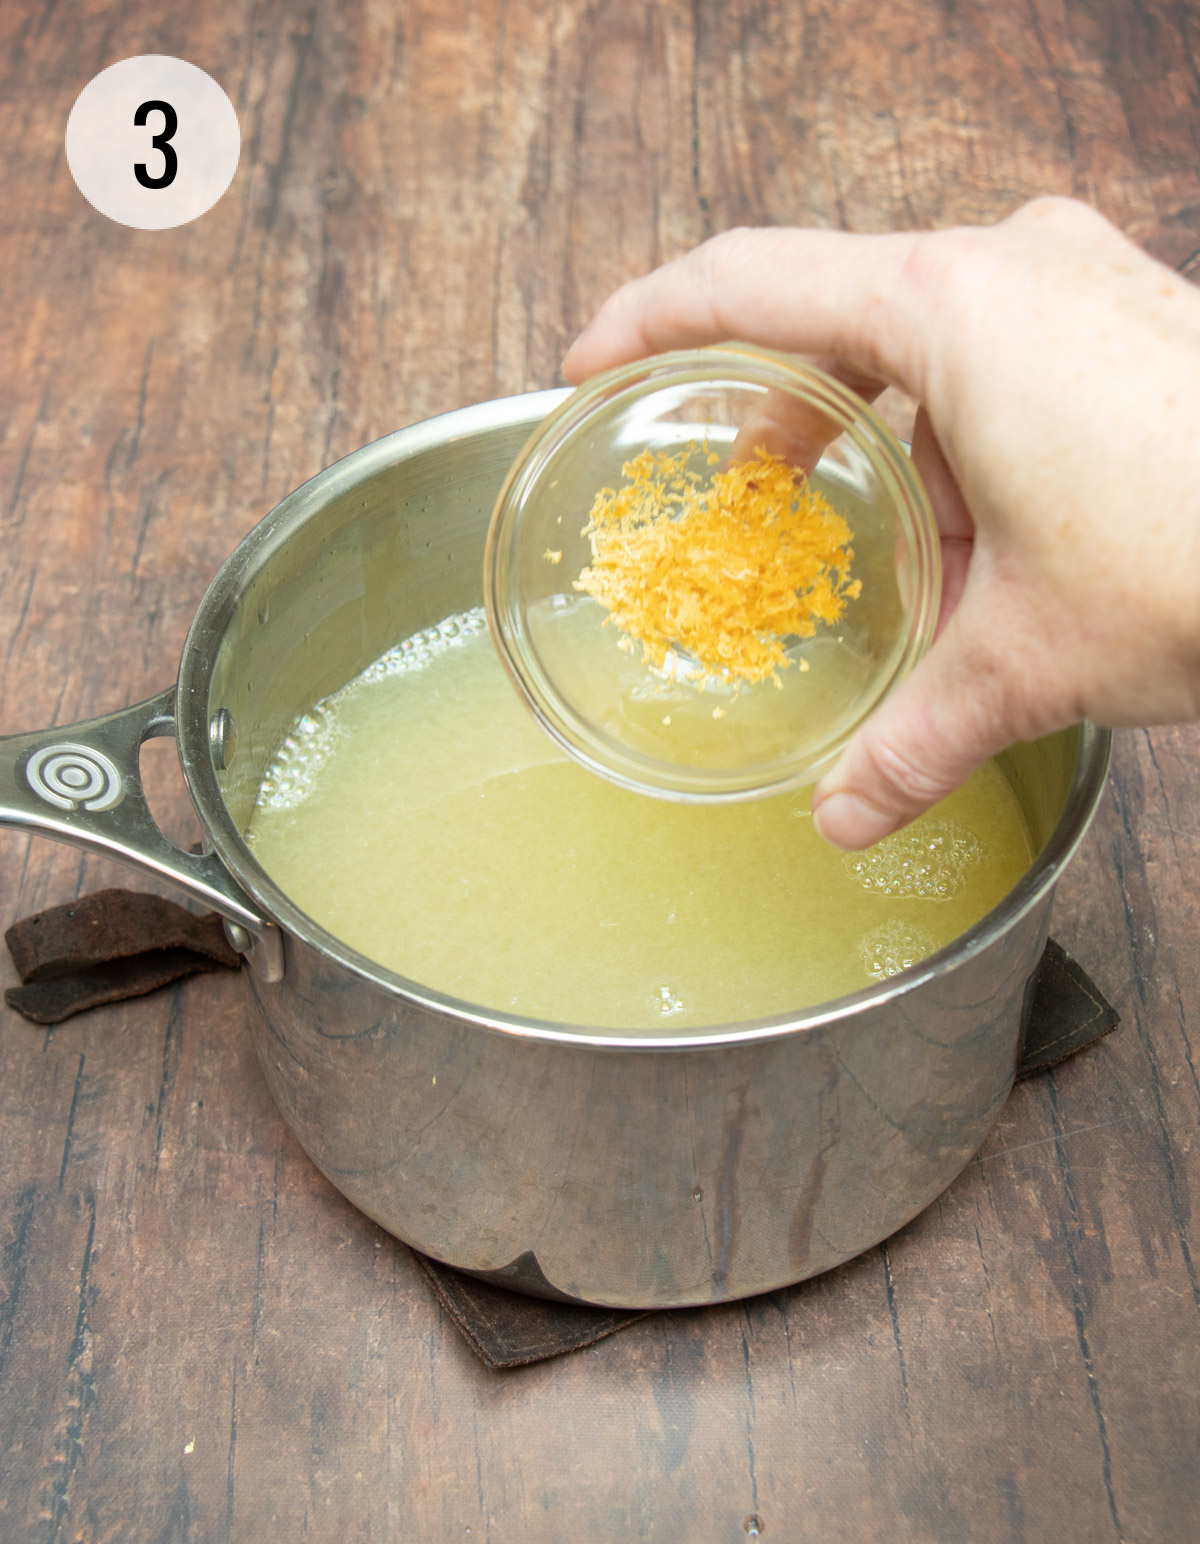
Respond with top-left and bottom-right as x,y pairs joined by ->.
0,390 -> 1110,1309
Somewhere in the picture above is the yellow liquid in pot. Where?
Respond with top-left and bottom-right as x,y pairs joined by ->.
246,609 -> 1035,1031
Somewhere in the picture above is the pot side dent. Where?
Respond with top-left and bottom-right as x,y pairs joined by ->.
0,390 -> 1109,1308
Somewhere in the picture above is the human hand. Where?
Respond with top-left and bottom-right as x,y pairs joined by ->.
563,198 -> 1200,848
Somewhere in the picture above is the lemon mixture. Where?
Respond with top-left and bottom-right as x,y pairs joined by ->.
246,609 -> 1034,1031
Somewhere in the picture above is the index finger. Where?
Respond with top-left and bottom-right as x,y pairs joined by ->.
562,226 -> 931,395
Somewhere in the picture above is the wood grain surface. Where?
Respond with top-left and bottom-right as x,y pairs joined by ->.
1,2 -> 1199,1540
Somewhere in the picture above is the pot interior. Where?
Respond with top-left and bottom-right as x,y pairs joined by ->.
182,393 -> 1100,982
194,399 -> 564,838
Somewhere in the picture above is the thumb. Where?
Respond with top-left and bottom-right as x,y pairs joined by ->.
810,608 -> 1034,850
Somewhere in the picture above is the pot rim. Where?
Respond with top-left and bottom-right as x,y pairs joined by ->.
176,390 -> 1113,1052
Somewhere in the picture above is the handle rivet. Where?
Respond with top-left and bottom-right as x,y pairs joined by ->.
222,918 -> 252,954
209,708 -> 237,770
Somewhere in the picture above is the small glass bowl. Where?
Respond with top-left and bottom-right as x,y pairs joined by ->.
484,347 -> 940,802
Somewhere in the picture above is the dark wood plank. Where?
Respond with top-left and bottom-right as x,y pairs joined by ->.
1,1 -> 1198,1539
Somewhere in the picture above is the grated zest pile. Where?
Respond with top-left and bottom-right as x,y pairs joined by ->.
572,445 -> 861,684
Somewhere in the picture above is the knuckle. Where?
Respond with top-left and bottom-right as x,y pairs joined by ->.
893,226 -> 997,326
702,225 -> 759,263
681,226 -> 773,340
693,226 -> 758,292
1011,193 -> 1101,229
888,228 -> 990,383
859,731 -> 960,812
1006,196 -> 1122,255
895,228 -> 957,293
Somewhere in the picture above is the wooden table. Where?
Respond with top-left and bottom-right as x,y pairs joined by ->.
1,2 -> 1198,1539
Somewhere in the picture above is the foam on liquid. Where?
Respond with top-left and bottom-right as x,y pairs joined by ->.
246,609 -> 1036,1031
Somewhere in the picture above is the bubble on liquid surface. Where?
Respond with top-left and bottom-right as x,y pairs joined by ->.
255,609 -> 487,812
859,919 -> 938,981
256,703 -> 340,812
357,607 -> 487,684
842,820 -> 985,900
655,985 -> 686,1017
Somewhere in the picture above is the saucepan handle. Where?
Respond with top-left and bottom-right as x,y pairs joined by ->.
0,686 -> 283,981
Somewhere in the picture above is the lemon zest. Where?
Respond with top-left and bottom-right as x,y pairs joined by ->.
574,445 -> 861,684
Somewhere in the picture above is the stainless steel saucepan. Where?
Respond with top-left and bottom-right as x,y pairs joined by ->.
0,390 -> 1110,1309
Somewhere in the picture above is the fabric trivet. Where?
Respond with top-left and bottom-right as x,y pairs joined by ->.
411,1252 -> 650,1367
4,888 -> 241,1024
1013,937 -> 1120,1078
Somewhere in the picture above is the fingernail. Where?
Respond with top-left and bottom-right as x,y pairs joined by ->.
811,790 -> 898,851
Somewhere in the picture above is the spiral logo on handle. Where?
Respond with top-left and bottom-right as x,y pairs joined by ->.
25,743 -> 124,813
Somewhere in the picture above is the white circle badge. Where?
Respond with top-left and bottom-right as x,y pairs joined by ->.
65,55 -> 241,230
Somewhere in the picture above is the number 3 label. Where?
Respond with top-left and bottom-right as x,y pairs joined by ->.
66,56 -> 240,230
133,100 -> 179,190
